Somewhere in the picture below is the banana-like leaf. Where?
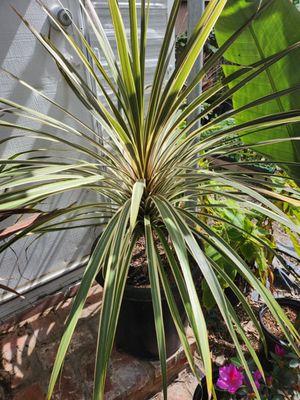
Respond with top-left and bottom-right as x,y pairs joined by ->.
215,0 -> 300,180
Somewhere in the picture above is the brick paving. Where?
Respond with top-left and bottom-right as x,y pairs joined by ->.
0,284 -> 197,400
151,369 -> 199,400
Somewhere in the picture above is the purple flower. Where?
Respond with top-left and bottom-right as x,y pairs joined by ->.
217,364 -> 244,394
244,370 -> 262,390
253,370 -> 262,389
275,344 -> 286,357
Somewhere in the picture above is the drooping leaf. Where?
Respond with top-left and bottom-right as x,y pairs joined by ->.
1,2 -> 300,400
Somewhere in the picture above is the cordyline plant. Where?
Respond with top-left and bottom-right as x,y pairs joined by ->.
0,0 -> 300,399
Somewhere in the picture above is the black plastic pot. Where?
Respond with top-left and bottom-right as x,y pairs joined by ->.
193,372 -> 219,400
224,286 -> 240,307
94,234 -> 204,360
96,273 -> 187,360
259,297 -> 300,355
193,384 -> 204,400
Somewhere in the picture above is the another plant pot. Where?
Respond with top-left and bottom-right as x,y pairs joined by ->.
259,297 -> 300,355
224,286 -> 240,307
224,275 -> 250,307
193,372 -> 219,400
95,273 -> 187,360
193,384 -> 204,400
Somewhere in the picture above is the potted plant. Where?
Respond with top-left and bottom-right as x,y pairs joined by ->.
0,1 -> 300,399
94,236 -> 192,359
193,350 -> 300,400
259,297 -> 300,356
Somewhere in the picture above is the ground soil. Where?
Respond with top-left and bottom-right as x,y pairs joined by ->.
126,236 -> 201,288
262,306 -> 299,340
206,294 -> 262,361
126,236 -> 171,287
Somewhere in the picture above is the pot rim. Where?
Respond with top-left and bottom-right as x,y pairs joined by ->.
96,265 -> 200,301
259,297 -> 300,346
96,271 -> 182,301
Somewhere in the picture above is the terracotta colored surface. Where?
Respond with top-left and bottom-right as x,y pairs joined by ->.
0,284 -> 196,399
151,369 -> 199,400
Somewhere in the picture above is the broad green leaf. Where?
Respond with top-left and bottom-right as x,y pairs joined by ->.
183,211 -> 300,354
215,0 -> 300,179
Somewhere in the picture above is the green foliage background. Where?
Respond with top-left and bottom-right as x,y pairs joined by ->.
215,0 -> 300,180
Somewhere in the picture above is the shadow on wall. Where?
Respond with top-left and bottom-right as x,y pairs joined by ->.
0,1 -> 100,301
0,1 -> 32,66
